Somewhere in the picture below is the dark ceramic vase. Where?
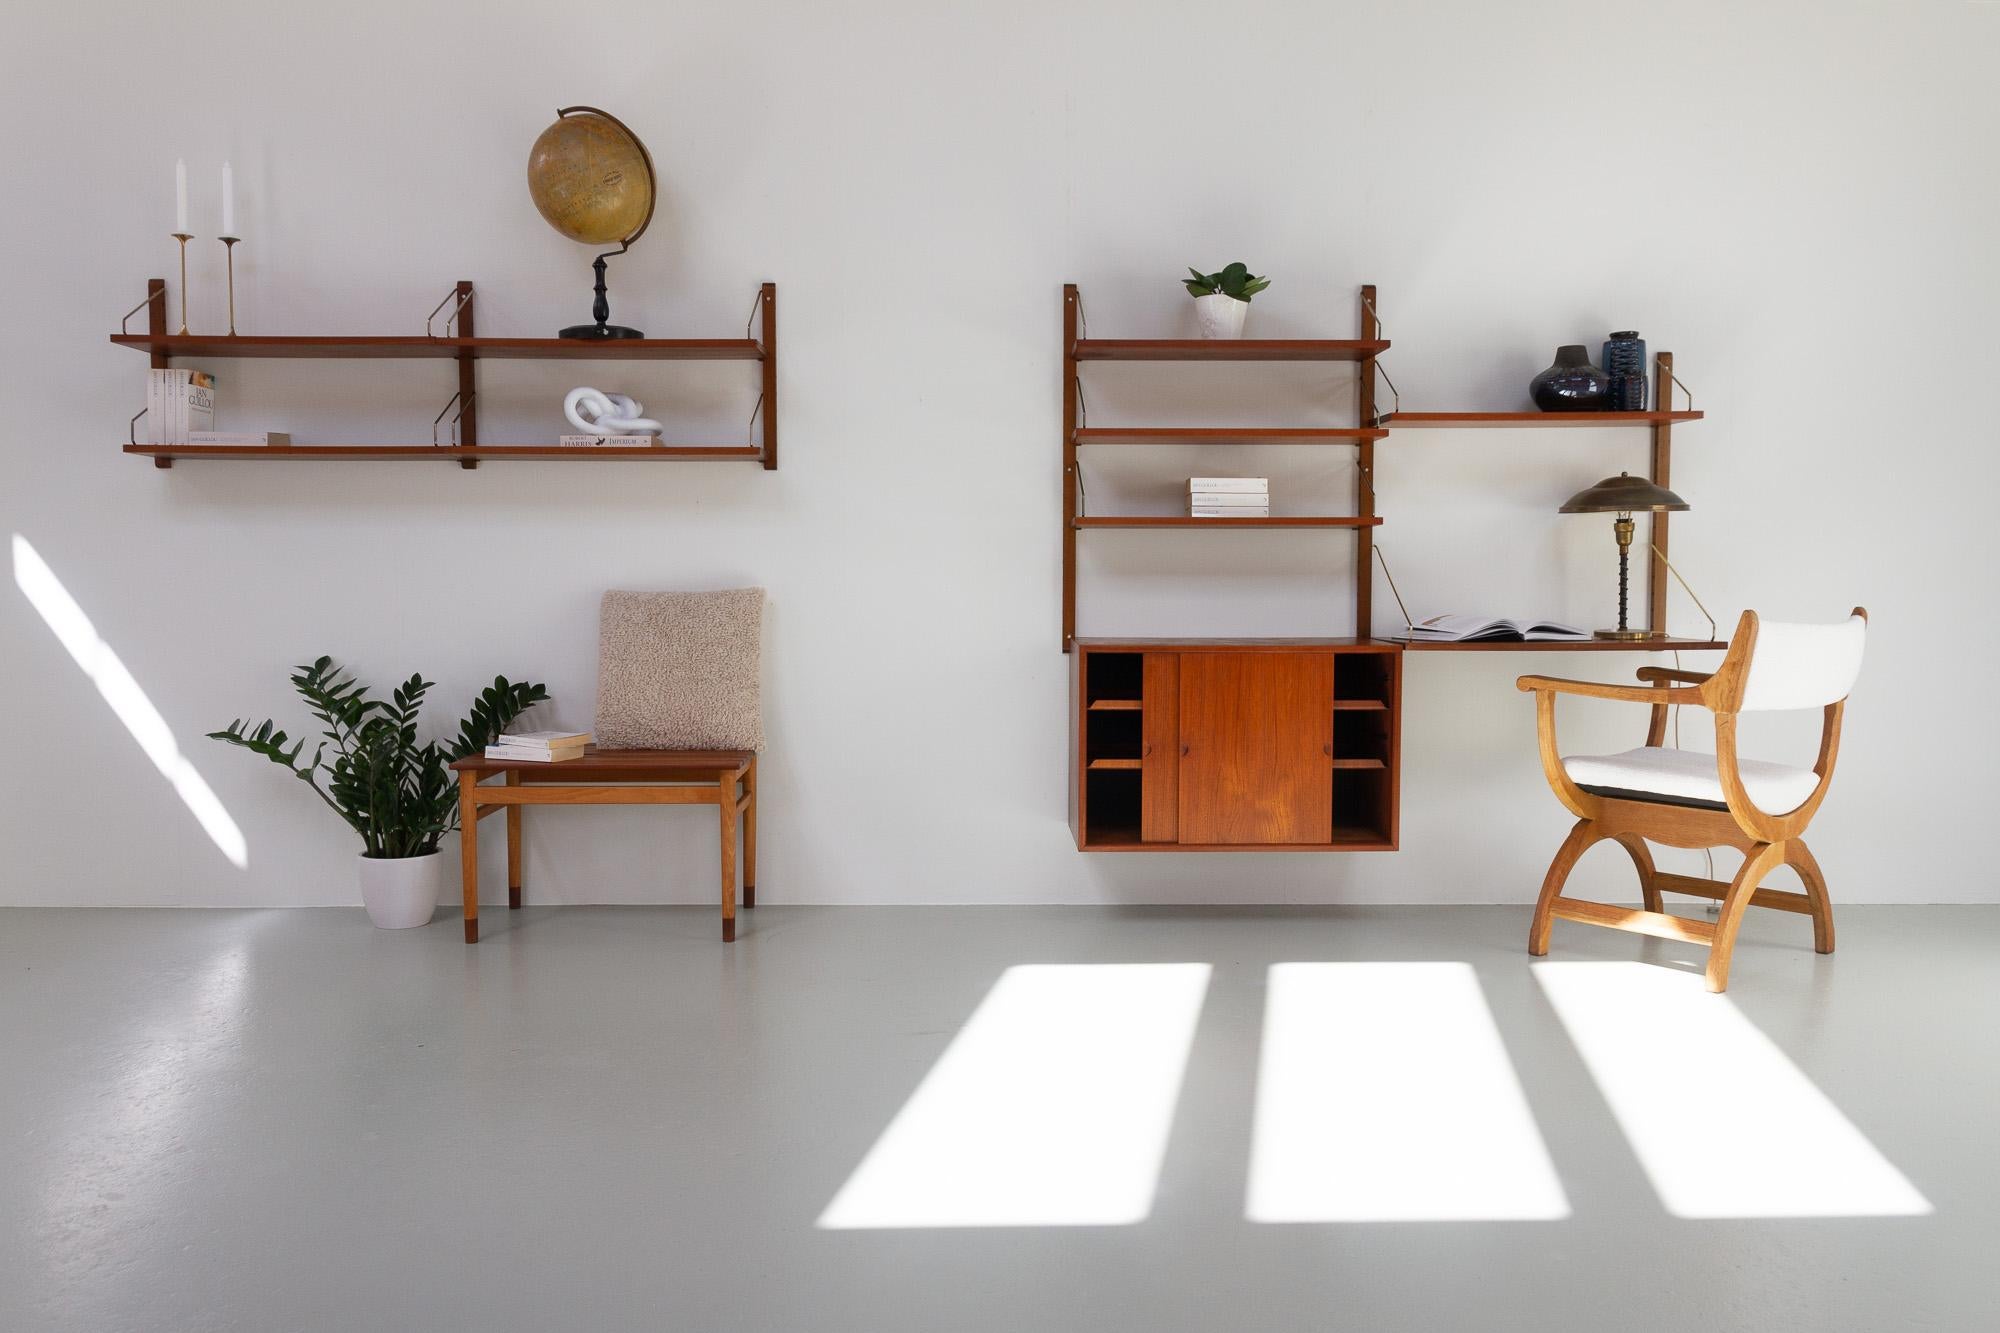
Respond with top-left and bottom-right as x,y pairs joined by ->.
1601,331 -> 1648,411
1531,344 -> 1611,412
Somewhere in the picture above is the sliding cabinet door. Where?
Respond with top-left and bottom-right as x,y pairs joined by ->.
1177,652 -> 1333,845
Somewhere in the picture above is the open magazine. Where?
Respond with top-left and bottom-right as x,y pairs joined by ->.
1392,613 -> 1592,643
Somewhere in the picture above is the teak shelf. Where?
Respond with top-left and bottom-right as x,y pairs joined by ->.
114,279 -> 779,469
1378,410 -> 1703,429
1058,284 -> 1716,855
1073,515 -> 1381,529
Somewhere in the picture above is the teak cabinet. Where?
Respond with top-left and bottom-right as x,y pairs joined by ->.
1070,640 -> 1401,852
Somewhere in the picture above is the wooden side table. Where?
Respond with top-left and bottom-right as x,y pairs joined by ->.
449,748 -> 758,942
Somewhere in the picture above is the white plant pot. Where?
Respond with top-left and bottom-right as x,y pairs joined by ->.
1194,293 -> 1249,339
356,852 -> 440,929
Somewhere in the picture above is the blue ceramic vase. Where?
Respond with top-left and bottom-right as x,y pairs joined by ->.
1602,331 -> 1648,411
1531,345 -> 1611,412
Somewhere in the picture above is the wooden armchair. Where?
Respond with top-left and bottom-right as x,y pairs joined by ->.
1516,608 -> 1867,992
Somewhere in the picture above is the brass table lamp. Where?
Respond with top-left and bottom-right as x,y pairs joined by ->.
1559,472 -> 1689,640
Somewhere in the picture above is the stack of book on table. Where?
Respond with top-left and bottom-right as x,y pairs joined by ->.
1189,476 -> 1269,518
484,730 -> 591,762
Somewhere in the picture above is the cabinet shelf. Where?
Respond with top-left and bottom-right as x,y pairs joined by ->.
1379,410 -> 1702,429
1332,699 -> 1388,711
1085,699 -> 1144,711
1086,758 -> 1143,771
1332,757 -> 1387,770
1074,338 -> 1389,362
1074,515 -> 1381,529
1074,427 -> 1386,445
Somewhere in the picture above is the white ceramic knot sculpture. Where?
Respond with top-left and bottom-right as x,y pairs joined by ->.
564,387 -> 663,437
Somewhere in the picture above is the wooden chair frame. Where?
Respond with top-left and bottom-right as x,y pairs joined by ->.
1516,607 -> 1864,991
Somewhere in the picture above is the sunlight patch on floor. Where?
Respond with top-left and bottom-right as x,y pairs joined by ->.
819,962 -> 1210,1228
1247,961 -> 1570,1222
1535,961 -> 1930,1219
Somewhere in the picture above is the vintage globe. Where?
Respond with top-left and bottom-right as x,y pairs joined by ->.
527,108 -> 655,246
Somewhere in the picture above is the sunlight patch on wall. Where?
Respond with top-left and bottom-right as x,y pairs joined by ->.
1246,961 -> 1570,1222
12,534 -> 248,868
1535,961 -> 1930,1219
818,962 -> 1211,1228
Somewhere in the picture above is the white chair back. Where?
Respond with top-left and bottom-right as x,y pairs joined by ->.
1738,615 -> 1866,712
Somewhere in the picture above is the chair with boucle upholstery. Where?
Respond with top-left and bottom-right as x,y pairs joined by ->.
1517,608 -> 1866,992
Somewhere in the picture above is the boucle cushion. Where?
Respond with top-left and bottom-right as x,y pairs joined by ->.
1564,746 -> 1819,813
595,588 -> 764,750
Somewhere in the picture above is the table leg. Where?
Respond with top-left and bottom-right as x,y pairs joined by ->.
505,770 -> 523,909
459,772 -> 480,943
743,756 -> 757,910
719,775 -> 739,942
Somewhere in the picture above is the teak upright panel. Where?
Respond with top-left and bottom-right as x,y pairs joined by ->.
1179,652 -> 1335,845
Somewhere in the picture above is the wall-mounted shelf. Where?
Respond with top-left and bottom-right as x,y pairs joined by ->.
1379,410 -> 1702,429
1062,285 -> 1388,653
1392,635 -> 1727,652
123,444 -> 764,464
1074,427 -> 1387,445
1073,515 -> 1381,530
115,279 -> 778,469
110,334 -> 765,361
1073,339 -> 1389,362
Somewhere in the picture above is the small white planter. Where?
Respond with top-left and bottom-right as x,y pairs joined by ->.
1194,293 -> 1249,339
357,852 -> 440,929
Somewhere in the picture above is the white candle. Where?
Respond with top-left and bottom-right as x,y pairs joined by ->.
175,158 -> 188,234
222,161 -> 235,236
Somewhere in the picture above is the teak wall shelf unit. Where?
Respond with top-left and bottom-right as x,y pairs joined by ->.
115,279 -> 778,469
1059,282 -> 1722,853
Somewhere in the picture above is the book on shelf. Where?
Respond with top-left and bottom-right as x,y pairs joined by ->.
188,431 -> 291,446
1390,614 -> 1592,643
1186,492 -> 1270,506
145,368 -> 217,445
1188,476 -> 1268,494
1190,508 -> 1271,518
559,434 -> 659,448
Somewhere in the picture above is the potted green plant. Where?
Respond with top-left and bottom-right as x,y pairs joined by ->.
1184,262 -> 1271,339
210,658 -> 550,928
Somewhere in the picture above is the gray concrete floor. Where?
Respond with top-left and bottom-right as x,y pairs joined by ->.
2,904 -> 1995,1333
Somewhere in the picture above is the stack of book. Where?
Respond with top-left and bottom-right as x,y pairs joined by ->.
143,368 -> 290,446
1189,477 -> 1269,518
484,730 -> 591,763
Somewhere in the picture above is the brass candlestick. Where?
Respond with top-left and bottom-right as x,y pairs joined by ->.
219,236 -> 240,335
171,231 -> 193,334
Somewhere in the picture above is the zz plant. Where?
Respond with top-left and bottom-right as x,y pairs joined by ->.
1184,262 -> 1271,302
210,657 -> 550,859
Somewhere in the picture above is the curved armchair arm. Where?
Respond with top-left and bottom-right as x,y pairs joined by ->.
1516,674 -> 1704,706
1636,667 -> 1714,686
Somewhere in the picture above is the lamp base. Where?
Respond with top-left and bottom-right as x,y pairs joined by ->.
559,322 -> 645,341
1593,628 -> 1656,641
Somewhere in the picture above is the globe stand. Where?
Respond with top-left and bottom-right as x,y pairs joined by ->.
560,250 -> 643,340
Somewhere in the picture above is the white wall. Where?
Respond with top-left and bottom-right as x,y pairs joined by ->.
3,1 -> 1993,907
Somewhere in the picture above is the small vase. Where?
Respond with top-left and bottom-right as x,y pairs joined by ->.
356,851 -> 440,929
1531,345 -> 1611,412
1194,293 -> 1249,339
1601,331 -> 1648,411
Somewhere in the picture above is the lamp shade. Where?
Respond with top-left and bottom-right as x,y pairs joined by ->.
1559,471 -> 1689,514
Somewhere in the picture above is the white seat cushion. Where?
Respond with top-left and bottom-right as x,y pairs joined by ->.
1563,746 -> 1820,813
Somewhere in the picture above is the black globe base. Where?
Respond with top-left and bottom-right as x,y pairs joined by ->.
559,322 -> 645,340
